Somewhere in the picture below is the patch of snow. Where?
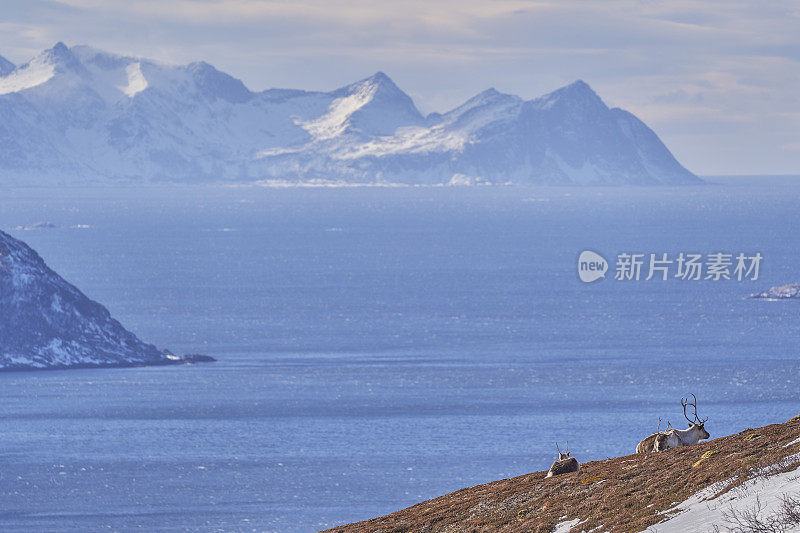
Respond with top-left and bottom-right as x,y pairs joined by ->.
649,454 -> 800,532
786,436 -> 800,448
0,56 -> 55,95
552,518 -> 583,533
51,293 -> 63,313
446,174 -> 492,187
119,62 -> 148,97
255,146 -> 303,158
300,81 -> 378,140
335,125 -> 467,159
448,174 -> 476,186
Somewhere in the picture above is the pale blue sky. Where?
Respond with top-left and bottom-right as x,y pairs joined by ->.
0,0 -> 798,175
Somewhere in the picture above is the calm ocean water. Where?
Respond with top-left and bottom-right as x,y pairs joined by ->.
1,178 -> 799,531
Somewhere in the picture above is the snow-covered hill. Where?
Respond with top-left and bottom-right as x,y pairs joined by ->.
0,43 -> 700,186
0,229 -> 208,370
649,451 -> 800,532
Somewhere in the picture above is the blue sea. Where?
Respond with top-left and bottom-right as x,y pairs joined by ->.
1,177 -> 799,532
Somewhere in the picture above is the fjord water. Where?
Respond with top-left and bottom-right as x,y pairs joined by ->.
1,179 -> 799,532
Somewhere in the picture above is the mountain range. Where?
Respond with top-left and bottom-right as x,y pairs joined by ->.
0,43 -> 700,186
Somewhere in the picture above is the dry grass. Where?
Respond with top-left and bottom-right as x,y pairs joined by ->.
323,415 -> 800,533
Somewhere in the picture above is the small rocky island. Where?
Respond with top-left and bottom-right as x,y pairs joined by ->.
749,283 -> 800,300
0,230 -> 215,370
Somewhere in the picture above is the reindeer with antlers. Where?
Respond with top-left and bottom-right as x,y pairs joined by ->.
636,417 -> 672,454
546,441 -> 580,477
636,394 -> 710,453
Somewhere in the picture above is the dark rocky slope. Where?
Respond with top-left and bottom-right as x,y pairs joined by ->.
0,230 -> 213,370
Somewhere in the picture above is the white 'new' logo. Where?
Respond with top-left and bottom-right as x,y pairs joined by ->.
578,250 -> 607,283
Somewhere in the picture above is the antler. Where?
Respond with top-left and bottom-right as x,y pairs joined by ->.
681,393 -> 708,424
556,442 -> 561,454
566,441 -> 569,453
694,394 -> 708,423
681,395 -> 695,423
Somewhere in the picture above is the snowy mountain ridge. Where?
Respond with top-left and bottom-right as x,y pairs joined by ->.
0,43 -> 700,186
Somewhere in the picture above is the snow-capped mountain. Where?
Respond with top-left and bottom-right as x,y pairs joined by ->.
0,43 -> 700,186
0,229 -> 204,370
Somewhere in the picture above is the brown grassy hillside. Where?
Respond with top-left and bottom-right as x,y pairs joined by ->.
324,415 -> 800,533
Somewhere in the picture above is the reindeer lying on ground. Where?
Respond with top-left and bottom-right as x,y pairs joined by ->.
636,417 -> 671,454
636,394 -> 710,453
546,441 -> 580,477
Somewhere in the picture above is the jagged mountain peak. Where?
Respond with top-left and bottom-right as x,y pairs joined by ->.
475,87 -> 504,100
39,42 -> 85,73
186,60 -> 252,103
50,41 -> 70,56
336,71 -> 418,107
358,71 -> 413,97
0,44 -> 72,95
350,71 -> 397,89
307,71 -> 425,138
533,79 -> 607,111
554,79 -> 599,97
0,44 -> 255,103
0,54 -> 15,76
565,79 -> 592,91
454,87 -> 521,111
7,43 -> 145,102
366,70 -> 391,83
471,87 -> 516,102
435,87 -> 522,131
